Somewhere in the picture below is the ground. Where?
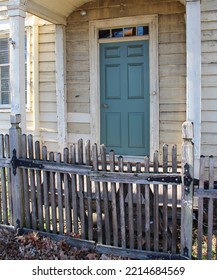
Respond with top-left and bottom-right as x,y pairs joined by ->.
0,227 -> 131,260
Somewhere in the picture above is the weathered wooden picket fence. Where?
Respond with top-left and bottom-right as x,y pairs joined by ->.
0,133 -> 183,256
0,117 -> 216,259
193,156 -> 217,260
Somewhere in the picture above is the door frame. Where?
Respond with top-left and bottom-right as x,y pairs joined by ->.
89,15 -> 159,157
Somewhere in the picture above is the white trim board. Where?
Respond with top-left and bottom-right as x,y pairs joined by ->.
89,15 -> 159,156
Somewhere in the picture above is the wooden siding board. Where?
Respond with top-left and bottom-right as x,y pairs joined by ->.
202,41 -> 217,53
39,62 -> 55,72
159,32 -> 186,43
159,43 -> 186,54
202,75 -> 217,87
39,82 -> 56,92
67,123 -> 90,134
160,103 -> 186,112
67,102 -> 90,113
38,24 -> 55,34
202,87 -> 217,99
202,52 -> 217,63
40,102 -> 57,112
202,11 -> 217,22
159,54 -> 186,65
39,34 -> 55,43
159,65 -> 186,77
39,43 -> 55,52
160,77 -> 186,88
201,0 -> 217,12
202,99 -> 217,111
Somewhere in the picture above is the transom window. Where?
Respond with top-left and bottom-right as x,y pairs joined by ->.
99,25 -> 149,39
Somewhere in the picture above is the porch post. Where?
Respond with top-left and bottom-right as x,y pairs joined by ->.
8,0 -> 26,133
55,24 -> 67,152
9,114 -> 24,228
181,121 -> 194,259
186,0 -> 201,179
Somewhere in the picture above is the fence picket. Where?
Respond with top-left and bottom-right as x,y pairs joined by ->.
118,156 -> 126,248
110,150 -> 118,247
56,153 -> 64,234
207,156 -> 214,260
70,144 -> 79,235
78,139 -> 87,239
101,144 -> 111,245
63,147 -> 72,233
127,162 -> 134,249
35,141 -> 44,231
28,135 -> 37,230
172,144 -> 178,253
21,134 -> 31,228
92,143 -> 103,243
5,134 -> 12,224
162,144 -> 168,252
0,135 -> 5,223
85,140 -> 93,240
136,162 -> 143,250
49,152 -> 57,234
0,135 -> 3,222
42,146 -> 50,232
153,150 -> 159,251
144,156 -> 151,251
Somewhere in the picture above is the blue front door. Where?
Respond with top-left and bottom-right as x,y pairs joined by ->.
100,40 -> 150,156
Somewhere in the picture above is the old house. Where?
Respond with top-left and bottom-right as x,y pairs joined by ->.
0,0 -> 216,178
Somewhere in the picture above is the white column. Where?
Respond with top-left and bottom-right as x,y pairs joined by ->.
8,1 -> 26,132
55,25 -> 67,152
32,16 -> 40,140
186,0 -> 201,178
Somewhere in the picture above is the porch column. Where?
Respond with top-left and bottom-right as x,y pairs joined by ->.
186,0 -> 201,178
32,16 -> 40,140
55,24 -> 67,152
8,0 -> 26,132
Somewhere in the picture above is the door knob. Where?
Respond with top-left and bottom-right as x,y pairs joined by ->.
101,104 -> 109,108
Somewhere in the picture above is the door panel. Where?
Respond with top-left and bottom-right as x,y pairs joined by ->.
128,112 -> 145,148
105,65 -> 121,99
105,112 -> 121,147
100,40 -> 150,156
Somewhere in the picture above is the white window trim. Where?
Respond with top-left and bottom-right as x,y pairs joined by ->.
89,15 -> 159,157
0,28 -> 31,111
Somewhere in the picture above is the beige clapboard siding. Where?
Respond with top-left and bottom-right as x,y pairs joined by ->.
38,24 -> 57,148
158,12 -> 186,155
0,112 -> 11,133
201,0 -> 217,156
66,0 -> 185,148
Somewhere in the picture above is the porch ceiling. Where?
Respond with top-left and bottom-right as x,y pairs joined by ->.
0,0 -> 93,25
27,0 -> 186,22
25,0 -> 92,25
1,0 -> 186,25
